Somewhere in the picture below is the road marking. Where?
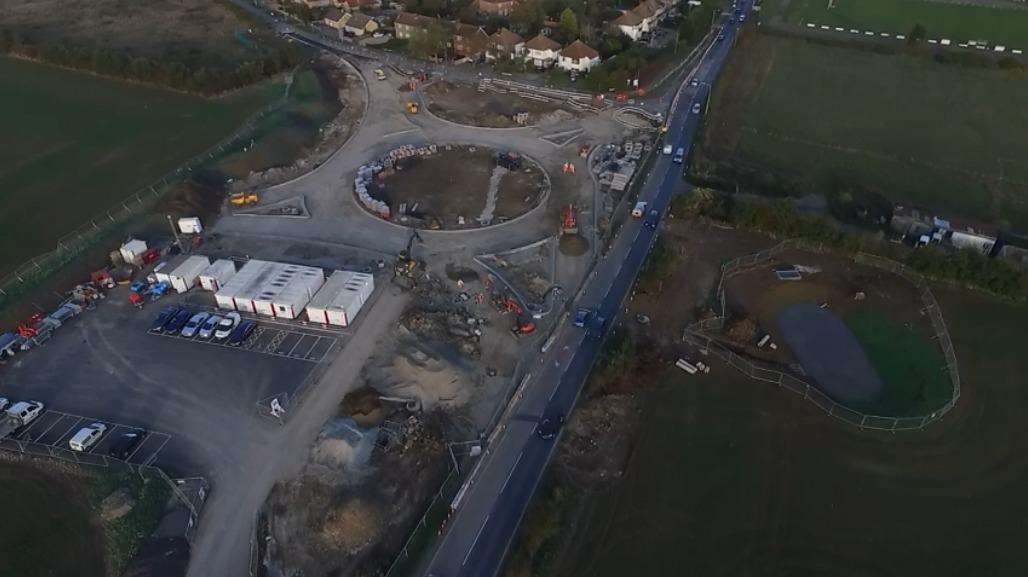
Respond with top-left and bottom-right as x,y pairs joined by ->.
143,434 -> 172,466
501,451 -> 524,494
383,128 -> 417,138
464,514 -> 490,566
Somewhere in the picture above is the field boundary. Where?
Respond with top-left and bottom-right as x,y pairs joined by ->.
683,238 -> 961,431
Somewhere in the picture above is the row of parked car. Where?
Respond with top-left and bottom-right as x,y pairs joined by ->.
0,398 -> 146,457
150,307 -> 257,346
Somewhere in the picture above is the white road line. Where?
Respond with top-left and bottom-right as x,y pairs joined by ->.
463,514 -> 491,566
383,128 -> 418,138
142,434 -> 172,466
501,452 -> 524,494
34,414 -> 66,440
56,417 -> 85,444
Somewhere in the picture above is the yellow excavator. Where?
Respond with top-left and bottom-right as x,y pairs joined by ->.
393,227 -> 423,290
230,192 -> 260,206
405,101 -> 420,114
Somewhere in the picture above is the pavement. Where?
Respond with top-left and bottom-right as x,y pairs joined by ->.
422,7 -> 753,577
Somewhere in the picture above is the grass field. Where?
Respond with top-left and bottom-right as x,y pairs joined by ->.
784,0 -> 1028,47
561,290 -> 1028,577
697,32 -> 1028,229
0,56 -> 282,277
0,462 -> 104,577
844,309 -> 951,416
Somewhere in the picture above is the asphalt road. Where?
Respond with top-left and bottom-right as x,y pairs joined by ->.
423,7 -> 752,577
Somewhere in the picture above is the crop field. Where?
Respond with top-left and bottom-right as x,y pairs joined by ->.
783,0 -> 1028,47
0,462 -> 104,577
697,33 -> 1028,229
563,289 -> 1028,577
0,56 -> 281,277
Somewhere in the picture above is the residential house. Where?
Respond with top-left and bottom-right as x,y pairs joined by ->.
300,0 -> 332,7
453,23 -> 491,59
340,0 -> 379,10
394,11 -> 437,40
476,0 -> 519,17
557,39 -> 600,72
488,27 -> 525,60
613,0 -> 670,41
344,12 -> 379,36
524,34 -> 561,68
324,8 -> 349,29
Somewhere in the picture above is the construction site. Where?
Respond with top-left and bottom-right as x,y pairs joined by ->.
424,80 -> 581,128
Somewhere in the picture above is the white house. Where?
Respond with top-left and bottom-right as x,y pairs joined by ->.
524,34 -> 561,69
557,40 -> 601,72
613,0 -> 670,41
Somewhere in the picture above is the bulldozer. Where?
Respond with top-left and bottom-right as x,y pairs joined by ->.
393,227 -> 424,290
230,192 -> 260,206
405,101 -> 420,114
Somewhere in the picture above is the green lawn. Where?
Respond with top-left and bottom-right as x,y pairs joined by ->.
699,33 -> 1028,229
0,56 -> 282,277
0,463 -> 104,577
785,0 -> 1028,47
561,291 -> 1028,577
844,309 -> 951,416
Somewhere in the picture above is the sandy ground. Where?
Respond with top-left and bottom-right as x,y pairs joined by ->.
425,81 -> 579,128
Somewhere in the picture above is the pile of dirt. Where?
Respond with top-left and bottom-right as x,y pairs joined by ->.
401,309 -> 482,358
559,233 -> 589,256
557,394 -> 641,489
725,317 -> 758,344
341,385 -> 387,428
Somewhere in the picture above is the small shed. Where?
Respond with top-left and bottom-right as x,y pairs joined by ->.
177,217 -> 203,234
306,270 -> 375,327
119,239 -> 148,265
156,255 -> 211,293
199,259 -> 237,292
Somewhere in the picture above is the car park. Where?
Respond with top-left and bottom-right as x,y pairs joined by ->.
180,312 -> 211,339
536,414 -> 565,440
228,320 -> 257,346
214,312 -> 241,341
198,314 -> 223,340
164,309 -> 193,334
108,429 -> 148,460
69,422 -> 107,452
573,308 -> 591,328
151,306 -> 180,332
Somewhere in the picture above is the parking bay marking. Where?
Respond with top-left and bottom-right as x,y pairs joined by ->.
9,409 -> 172,462
149,327 -> 335,364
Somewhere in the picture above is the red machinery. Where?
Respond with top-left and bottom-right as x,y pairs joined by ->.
561,205 -> 578,235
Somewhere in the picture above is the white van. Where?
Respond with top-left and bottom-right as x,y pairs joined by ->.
632,201 -> 648,218
69,423 -> 107,452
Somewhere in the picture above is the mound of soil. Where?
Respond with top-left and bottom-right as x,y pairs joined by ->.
559,234 -> 589,256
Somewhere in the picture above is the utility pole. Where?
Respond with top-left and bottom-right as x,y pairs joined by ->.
166,214 -> 184,253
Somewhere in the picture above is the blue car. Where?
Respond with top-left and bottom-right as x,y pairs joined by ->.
151,306 -> 180,332
573,308 -> 591,328
227,320 -> 257,346
164,309 -> 193,334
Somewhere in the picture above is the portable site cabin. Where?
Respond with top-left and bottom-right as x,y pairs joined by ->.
119,239 -> 148,265
306,271 -> 375,327
215,260 -> 325,320
177,217 -> 203,234
155,255 -> 211,293
199,259 -> 237,292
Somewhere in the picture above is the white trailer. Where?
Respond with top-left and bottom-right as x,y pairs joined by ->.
306,271 -> 375,327
156,255 -> 211,293
119,239 -> 148,265
199,259 -> 237,292
215,259 -> 325,319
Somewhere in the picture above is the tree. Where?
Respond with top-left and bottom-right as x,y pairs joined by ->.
409,21 -> 450,59
560,7 -> 579,38
510,0 -> 545,35
907,23 -> 927,45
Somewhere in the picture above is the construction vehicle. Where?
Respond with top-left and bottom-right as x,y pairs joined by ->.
561,205 -> 578,235
405,101 -> 420,114
230,192 -> 260,206
374,68 -> 387,81
393,228 -> 423,290
495,151 -> 522,170
510,315 -> 536,337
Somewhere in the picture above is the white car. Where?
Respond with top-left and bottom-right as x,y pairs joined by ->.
6,400 -> 44,424
662,144 -> 673,155
0,397 -> 9,412
214,312 -> 241,341
692,102 -> 702,114
198,314 -> 223,340
69,423 -> 107,452
180,312 -> 211,338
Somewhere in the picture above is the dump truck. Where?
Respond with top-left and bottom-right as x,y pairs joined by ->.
0,400 -> 45,439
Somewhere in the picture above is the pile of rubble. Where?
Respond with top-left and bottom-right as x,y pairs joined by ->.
354,144 -> 440,218
400,309 -> 483,358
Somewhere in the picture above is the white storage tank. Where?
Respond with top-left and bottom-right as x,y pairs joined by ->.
119,239 -> 148,265
306,270 -> 375,327
156,254 -> 210,293
199,259 -> 237,292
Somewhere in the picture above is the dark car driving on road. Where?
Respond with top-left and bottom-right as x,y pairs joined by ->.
573,308 -> 591,328
536,414 -> 566,440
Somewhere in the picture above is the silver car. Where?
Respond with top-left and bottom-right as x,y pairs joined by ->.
198,314 -> 223,340
180,312 -> 210,338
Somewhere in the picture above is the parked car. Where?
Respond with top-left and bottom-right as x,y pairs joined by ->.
6,400 -> 44,424
573,308 -> 591,328
214,312 -> 241,341
690,78 -> 699,87
536,414 -> 565,440
0,398 -> 8,412
227,320 -> 257,346
198,314 -> 223,340
151,306 -> 180,332
69,423 -> 107,452
108,429 -> 148,460
180,312 -> 211,338
164,309 -> 193,334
